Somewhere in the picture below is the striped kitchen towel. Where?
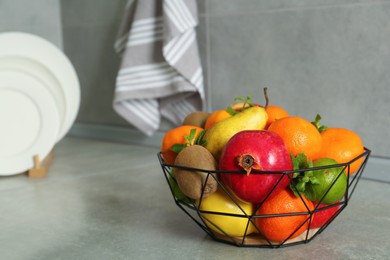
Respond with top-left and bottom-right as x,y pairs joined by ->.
113,0 -> 205,136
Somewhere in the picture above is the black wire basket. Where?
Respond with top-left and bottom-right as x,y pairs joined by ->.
158,148 -> 371,248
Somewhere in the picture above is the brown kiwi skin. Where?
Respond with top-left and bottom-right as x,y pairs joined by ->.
182,111 -> 211,128
174,145 -> 218,200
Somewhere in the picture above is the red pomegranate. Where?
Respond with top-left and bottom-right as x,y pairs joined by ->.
219,130 -> 293,204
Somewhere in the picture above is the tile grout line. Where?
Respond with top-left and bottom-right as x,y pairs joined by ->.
205,0 -> 213,112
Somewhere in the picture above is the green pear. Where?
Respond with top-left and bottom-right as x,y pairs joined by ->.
202,106 -> 268,160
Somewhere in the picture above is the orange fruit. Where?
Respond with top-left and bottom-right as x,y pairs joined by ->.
319,128 -> 364,175
255,189 -> 314,242
268,116 -> 322,160
265,105 -> 289,129
204,110 -> 232,129
160,125 -> 204,164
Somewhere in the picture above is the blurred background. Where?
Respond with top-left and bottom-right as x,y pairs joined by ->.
1,0 -> 389,157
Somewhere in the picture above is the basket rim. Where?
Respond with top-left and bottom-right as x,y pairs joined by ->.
158,147 -> 371,175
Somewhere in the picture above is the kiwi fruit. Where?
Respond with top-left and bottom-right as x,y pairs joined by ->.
174,145 -> 218,199
182,111 -> 211,128
167,171 -> 195,204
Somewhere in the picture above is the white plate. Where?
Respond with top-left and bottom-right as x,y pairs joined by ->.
0,56 -> 65,139
0,70 -> 60,176
0,32 -> 80,142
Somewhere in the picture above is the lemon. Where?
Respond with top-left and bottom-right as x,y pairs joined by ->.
196,188 -> 255,237
305,158 -> 347,204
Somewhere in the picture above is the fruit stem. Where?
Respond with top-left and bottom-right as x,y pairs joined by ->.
263,87 -> 269,109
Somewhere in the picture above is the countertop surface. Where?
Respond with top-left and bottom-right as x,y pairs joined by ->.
0,137 -> 389,260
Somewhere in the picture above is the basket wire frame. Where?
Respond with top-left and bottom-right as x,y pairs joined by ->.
158,148 -> 371,248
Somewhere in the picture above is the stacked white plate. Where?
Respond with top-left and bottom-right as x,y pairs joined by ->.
0,32 -> 80,176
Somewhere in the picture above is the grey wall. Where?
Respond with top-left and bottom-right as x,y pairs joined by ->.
1,0 -> 389,158
198,0 -> 390,158
60,0 -> 130,128
0,0 -> 63,48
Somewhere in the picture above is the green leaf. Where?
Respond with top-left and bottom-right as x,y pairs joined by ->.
226,106 -> 238,115
168,175 -> 194,204
199,140 -> 207,146
309,176 -> 320,185
290,153 -> 300,171
195,130 -> 207,146
232,95 -> 254,111
234,96 -> 246,102
311,114 -> 328,133
170,143 -> 186,154
304,171 -> 313,178
318,125 -> 328,133
308,159 -> 314,168
311,114 -> 321,127
296,181 -> 306,193
303,186 -> 315,202
289,153 -> 313,196
297,153 -> 309,168
292,172 -> 300,178
291,153 -> 311,172
186,128 -> 196,142
289,183 -> 301,197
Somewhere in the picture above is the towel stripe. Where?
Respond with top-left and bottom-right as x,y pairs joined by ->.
116,62 -> 187,92
127,28 -> 163,45
127,17 -> 164,46
117,63 -> 175,81
118,63 -> 169,75
114,33 -> 129,53
177,102 -> 196,119
174,100 -> 196,115
164,0 -> 196,32
117,67 -> 176,83
164,30 -> 196,65
116,74 -> 184,92
191,67 -> 203,90
170,0 -> 197,28
116,70 -> 179,88
131,17 -> 163,31
123,99 -> 160,126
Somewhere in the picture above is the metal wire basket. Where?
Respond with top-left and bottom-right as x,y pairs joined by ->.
158,148 -> 371,248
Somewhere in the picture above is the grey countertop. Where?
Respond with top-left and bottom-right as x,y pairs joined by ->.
0,137 -> 389,260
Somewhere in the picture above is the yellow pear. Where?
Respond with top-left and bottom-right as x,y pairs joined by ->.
203,106 -> 268,160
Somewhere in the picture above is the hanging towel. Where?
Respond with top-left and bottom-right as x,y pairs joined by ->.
113,0 -> 205,136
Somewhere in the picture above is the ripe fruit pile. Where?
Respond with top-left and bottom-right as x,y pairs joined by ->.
159,90 -> 368,246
